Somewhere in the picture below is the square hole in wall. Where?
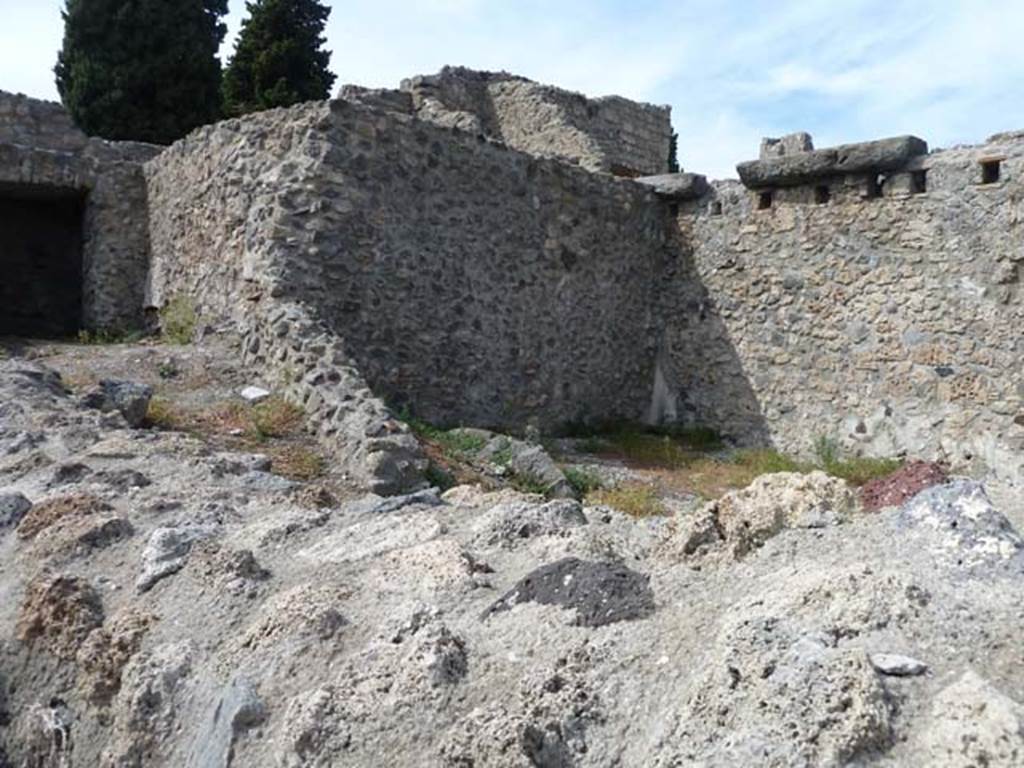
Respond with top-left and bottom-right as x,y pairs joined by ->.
814,185 -> 830,204
757,191 -> 774,210
981,159 -> 1001,184
711,200 -> 723,216
911,170 -> 928,194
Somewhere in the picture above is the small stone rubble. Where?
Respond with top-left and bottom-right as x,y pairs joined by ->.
860,460 -> 949,511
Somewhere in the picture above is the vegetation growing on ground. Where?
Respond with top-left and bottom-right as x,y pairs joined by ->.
145,395 -> 324,481
159,296 -> 197,345
55,0 -> 228,143
75,328 -> 146,345
563,467 -> 603,497
223,0 -> 336,116
589,483 -> 667,518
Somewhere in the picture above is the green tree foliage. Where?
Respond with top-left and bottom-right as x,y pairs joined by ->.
223,0 -> 337,116
55,0 -> 228,144
668,131 -> 680,173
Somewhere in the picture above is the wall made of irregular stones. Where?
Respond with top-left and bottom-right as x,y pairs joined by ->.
287,99 -> 669,433
145,98 -> 673,489
0,91 -> 159,332
145,102 -> 431,493
662,133 -> 1024,485
379,67 -> 672,177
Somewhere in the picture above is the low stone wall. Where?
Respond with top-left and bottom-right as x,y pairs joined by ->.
0,91 -> 159,332
661,132 -> 1024,485
343,66 -> 673,177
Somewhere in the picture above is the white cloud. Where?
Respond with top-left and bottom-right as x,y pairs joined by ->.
4,1 -> 1024,177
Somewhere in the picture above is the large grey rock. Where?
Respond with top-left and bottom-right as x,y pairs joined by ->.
896,479 -> 1023,571
80,380 -> 154,427
737,135 -> 928,188
187,677 -> 265,768
484,557 -> 655,627
0,491 -> 31,528
471,431 -> 576,499
634,172 -> 709,200
136,524 -> 218,593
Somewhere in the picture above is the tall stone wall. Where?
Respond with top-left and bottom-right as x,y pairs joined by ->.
145,98 -> 672,489
661,132 -> 1024,485
288,99 -> 669,431
343,66 -> 673,177
0,91 -> 159,332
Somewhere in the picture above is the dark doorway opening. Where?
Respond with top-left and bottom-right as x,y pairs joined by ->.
0,184 -> 86,338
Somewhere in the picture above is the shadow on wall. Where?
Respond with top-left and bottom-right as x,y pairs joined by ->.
652,229 -> 772,448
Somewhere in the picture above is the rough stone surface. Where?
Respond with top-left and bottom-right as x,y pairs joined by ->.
79,380 -> 154,427
760,131 -> 814,159
0,490 -> 31,528
2,351 -> 1024,767
16,573 -> 104,659
136,523 -> 218,592
668,129 -> 1024,488
350,66 -> 674,176
692,470 -> 858,559
635,172 -> 710,199
485,557 -> 656,627
869,652 -> 928,677
919,671 -> 1024,767
737,135 -> 928,187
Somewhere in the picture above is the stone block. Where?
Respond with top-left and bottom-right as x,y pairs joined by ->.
634,172 -> 710,200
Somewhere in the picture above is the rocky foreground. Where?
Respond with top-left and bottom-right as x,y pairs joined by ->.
1,354 -> 1023,767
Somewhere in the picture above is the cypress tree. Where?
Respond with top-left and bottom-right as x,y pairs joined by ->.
55,0 -> 229,145
668,132 -> 680,173
223,0 -> 337,116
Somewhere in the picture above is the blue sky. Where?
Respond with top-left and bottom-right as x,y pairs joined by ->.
2,0 -> 1023,178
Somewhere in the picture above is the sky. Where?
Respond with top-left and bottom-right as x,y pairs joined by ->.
1,0 -> 1023,179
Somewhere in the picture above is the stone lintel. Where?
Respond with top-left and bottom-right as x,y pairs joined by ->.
634,172 -> 709,200
737,135 -> 928,189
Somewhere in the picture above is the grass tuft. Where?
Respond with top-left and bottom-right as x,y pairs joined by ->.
160,296 -> 197,345
563,466 -> 603,496
589,483 -> 667,517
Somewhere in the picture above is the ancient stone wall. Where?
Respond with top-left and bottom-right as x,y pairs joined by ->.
0,91 -> 159,332
145,98 -> 672,489
661,132 -> 1024,485
293,99 -> 668,432
343,67 -> 673,177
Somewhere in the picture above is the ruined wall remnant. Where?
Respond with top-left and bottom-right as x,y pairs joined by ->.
340,66 -> 673,177
663,132 -> 1024,486
0,91 -> 159,333
145,98 -> 671,490
8,69 -> 1024,494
